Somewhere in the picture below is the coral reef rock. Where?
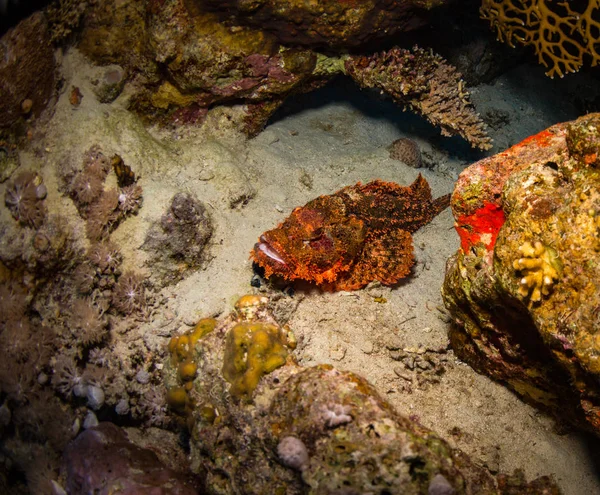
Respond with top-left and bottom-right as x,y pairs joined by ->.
63,422 -> 201,494
252,175 -> 449,290
163,295 -> 560,494
0,12 -> 56,128
442,113 -> 600,435
196,0 -> 442,48
75,0 -> 490,149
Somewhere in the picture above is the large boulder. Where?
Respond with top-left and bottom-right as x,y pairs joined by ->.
162,295 -> 559,494
442,113 -> 600,435
64,422 -> 201,494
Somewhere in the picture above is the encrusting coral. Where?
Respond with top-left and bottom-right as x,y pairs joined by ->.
443,113 -> 600,435
143,192 -> 213,285
480,0 -> 600,77
62,146 -> 143,241
0,145 -> 166,493
111,270 -> 148,316
68,297 -> 107,347
222,320 -> 295,400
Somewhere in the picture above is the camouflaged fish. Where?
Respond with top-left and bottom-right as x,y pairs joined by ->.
251,174 -> 450,291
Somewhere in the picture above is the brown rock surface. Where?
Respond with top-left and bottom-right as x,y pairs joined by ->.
64,423 -> 201,494
75,0 -> 489,148
442,113 -> 600,435
194,0 -> 441,48
0,12 -> 56,128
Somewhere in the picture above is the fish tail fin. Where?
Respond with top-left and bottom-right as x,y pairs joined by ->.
432,193 -> 451,217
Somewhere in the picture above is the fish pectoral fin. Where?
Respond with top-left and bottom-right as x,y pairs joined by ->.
332,230 -> 415,291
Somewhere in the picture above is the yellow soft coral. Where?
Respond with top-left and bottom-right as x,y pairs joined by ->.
480,0 -> 600,78
512,240 -> 559,302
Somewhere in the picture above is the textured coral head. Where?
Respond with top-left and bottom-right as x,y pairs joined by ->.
252,195 -> 366,285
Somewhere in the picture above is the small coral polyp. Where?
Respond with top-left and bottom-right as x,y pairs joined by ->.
512,240 -> 559,303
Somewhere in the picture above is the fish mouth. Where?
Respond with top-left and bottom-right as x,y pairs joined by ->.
256,235 -> 287,266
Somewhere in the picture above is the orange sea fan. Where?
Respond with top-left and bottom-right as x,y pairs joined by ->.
480,0 -> 600,77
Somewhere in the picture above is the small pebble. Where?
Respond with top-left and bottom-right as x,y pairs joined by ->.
21,98 -> 33,114
136,370 -> 151,384
250,273 -> 262,288
73,383 -> 88,398
403,356 -> 416,370
35,183 -> 47,199
51,480 -> 68,495
277,436 -> 309,471
86,385 -> 105,410
115,399 -> 130,415
360,341 -> 374,355
428,474 -> 455,495
83,410 -> 99,429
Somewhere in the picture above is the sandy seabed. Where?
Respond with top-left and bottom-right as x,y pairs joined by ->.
7,48 -> 600,493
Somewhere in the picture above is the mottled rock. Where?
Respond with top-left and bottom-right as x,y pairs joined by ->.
163,295 -> 559,494
389,137 -> 423,168
92,65 -> 127,103
196,0 -> 439,48
0,12 -> 56,128
63,422 -> 200,494
442,113 -> 600,435
143,192 -> 213,285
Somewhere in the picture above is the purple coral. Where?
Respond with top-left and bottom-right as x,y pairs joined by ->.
137,388 -> 169,426
4,171 -> 47,228
0,283 -> 28,326
73,263 -> 96,294
71,170 -> 104,206
111,271 -> 147,316
52,356 -> 86,398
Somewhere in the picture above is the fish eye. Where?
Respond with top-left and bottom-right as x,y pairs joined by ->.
306,231 -> 333,250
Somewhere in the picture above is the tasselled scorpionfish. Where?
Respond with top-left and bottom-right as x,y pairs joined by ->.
251,174 -> 450,291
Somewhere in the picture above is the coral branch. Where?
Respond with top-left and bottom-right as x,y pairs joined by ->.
345,47 -> 492,150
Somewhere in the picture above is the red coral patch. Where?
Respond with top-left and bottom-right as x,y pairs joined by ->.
455,202 -> 505,253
